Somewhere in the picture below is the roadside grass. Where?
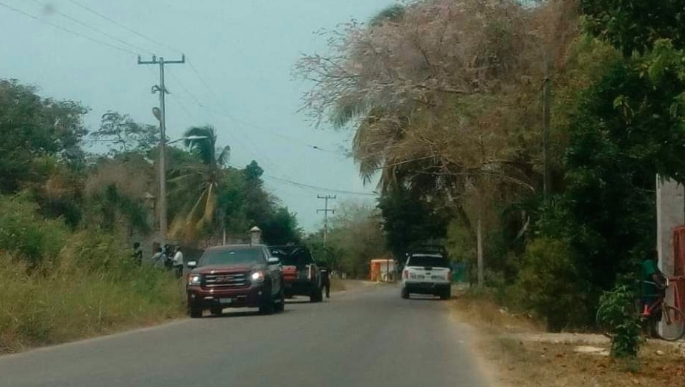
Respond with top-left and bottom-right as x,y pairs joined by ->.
0,242 -> 185,354
330,277 -> 346,292
452,289 -> 685,386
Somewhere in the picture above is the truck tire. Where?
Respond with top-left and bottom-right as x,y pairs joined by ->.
401,287 -> 409,299
210,306 -> 223,316
439,288 -> 451,300
310,286 -> 323,303
189,305 -> 203,318
275,289 -> 285,313
259,294 -> 275,315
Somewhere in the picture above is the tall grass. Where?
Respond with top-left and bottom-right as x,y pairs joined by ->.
0,196 -> 185,353
0,248 -> 185,353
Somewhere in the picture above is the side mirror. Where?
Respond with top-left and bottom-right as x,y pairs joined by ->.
267,257 -> 280,265
186,260 -> 198,269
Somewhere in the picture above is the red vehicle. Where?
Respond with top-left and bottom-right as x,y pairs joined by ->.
269,245 -> 322,302
186,244 -> 285,318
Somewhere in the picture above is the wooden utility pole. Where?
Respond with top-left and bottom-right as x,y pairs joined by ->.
137,55 -> 185,244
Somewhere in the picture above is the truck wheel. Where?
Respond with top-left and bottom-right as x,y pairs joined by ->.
189,305 -> 203,318
275,289 -> 285,313
439,288 -> 451,300
401,287 -> 409,299
310,286 -> 323,303
259,294 -> 275,315
210,306 -> 223,316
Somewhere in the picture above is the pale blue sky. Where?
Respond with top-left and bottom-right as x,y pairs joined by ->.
0,0 -> 394,231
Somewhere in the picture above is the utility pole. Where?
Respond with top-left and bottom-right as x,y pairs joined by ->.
476,196 -> 484,287
317,195 -> 336,247
138,54 -> 186,244
542,75 -> 552,199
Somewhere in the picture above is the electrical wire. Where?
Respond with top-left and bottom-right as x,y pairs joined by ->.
0,1 -> 136,55
226,162 -> 375,196
65,0 -> 182,55
27,0 -> 153,54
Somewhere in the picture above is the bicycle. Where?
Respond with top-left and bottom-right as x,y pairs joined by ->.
596,279 -> 685,342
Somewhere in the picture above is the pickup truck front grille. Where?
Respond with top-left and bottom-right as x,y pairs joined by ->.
204,273 -> 249,288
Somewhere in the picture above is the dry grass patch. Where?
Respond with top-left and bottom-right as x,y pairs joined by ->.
451,290 -> 685,386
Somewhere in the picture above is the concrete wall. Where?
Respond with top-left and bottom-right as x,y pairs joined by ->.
655,176 -> 685,337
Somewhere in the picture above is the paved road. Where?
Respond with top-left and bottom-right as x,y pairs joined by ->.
0,284 -> 489,387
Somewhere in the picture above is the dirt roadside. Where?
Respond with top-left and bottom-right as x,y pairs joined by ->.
448,290 -> 685,387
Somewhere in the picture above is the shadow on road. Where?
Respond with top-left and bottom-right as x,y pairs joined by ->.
203,309 -> 291,318
404,295 -> 446,302
285,298 -> 314,304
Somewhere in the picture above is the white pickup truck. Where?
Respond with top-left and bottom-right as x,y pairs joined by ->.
401,253 -> 452,300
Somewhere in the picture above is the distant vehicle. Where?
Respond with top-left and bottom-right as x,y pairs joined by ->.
401,247 -> 452,300
185,244 -> 285,318
269,245 -> 322,302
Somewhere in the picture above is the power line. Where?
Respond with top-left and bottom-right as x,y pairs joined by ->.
168,94 -> 198,122
27,0 -> 152,54
226,162 -> 375,196
189,59 -> 347,156
265,175 -> 376,197
0,1 -> 136,55
65,0 -> 182,54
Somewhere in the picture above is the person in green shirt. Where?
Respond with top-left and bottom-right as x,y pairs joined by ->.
641,250 -> 667,336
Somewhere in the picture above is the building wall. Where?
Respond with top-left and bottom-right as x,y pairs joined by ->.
656,176 -> 685,337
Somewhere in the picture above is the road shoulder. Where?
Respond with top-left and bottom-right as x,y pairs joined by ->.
448,288 -> 685,387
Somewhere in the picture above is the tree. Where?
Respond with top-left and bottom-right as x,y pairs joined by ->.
261,207 -> 302,245
90,111 -> 159,155
0,79 -> 88,193
298,0 -> 578,282
308,201 -> 387,278
84,154 -> 155,235
581,0 -> 685,56
169,126 -> 230,243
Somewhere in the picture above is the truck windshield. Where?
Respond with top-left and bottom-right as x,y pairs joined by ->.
407,255 -> 449,268
200,248 -> 265,266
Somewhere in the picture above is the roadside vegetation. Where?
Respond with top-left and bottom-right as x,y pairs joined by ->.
299,0 -> 685,335
0,78 -> 301,352
451,290 -> 685,386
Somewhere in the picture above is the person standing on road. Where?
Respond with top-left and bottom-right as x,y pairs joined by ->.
173,247 -> 184,278
132,242 -> 143,265
319,262 -> 331,299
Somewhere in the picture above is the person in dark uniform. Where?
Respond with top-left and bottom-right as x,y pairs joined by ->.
163,244 -> 174,270
319,262 -> 331,299
132,242 -> 143,265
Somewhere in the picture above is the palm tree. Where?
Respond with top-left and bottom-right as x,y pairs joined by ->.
169,126 -> 230,243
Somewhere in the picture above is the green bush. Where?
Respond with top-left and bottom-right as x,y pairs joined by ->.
0,195 -> 68,266
597,284 -> 643,358
515,237 -> 589,331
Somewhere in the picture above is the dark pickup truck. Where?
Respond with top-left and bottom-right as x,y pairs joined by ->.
186,244 -> 285,317
269,245 -> 322,302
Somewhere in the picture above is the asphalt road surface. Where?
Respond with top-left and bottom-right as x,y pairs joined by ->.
0,284 -> 490,387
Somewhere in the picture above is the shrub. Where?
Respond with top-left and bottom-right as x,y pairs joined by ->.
597,284 -> 643,358
515,237 -> 589,331
0,195 -> 68,266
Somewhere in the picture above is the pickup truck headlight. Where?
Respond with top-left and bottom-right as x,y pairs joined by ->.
188,274 -> 202,286
251,271 -> 265,283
